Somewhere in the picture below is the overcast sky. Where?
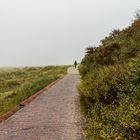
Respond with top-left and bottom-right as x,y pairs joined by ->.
0,0 -> 139,67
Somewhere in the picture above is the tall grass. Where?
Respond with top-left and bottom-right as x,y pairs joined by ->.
0,66 -> 68,115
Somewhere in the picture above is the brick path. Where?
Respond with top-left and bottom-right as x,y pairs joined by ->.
0,67 -> 83,140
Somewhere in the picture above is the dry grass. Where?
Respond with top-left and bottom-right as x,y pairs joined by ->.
0,66 -> 68,115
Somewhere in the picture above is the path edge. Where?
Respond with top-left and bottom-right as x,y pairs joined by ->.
0,76 -> 64,123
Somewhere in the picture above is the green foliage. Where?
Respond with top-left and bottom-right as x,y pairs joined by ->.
78,14 -> 140,139
0,66 -> 68,115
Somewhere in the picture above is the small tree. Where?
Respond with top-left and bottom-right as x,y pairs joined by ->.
85,47 -> 95,56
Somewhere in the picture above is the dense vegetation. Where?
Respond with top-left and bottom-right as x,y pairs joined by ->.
78,13 -> 140,139
0,66 -> 68,115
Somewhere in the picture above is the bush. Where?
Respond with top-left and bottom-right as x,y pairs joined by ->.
79,58 -> 140,139
78,14 -> 140,139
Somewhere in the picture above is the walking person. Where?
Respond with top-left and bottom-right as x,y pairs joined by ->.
74,60 -> 77,69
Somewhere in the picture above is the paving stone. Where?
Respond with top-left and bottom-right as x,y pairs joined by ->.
0,67 -> 84,140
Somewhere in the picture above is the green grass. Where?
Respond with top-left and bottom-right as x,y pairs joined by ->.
0,66 -> 68,115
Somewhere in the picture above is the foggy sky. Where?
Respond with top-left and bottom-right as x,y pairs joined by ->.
0,0 -> 139,66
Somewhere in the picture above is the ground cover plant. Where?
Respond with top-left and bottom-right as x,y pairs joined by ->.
0,66 -> 68,115
78,13 -> 140,139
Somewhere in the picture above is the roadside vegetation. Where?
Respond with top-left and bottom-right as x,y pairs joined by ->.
78,12 -> 140,139
0,66 -> 68,115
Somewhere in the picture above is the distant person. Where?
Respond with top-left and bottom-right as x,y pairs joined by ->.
74,61 -> 77,69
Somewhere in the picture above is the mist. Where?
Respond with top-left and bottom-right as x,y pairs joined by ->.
0,0 -> 139,66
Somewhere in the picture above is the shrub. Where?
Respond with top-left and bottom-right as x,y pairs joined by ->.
78,13 -> 140,139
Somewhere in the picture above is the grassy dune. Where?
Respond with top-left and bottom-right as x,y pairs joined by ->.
0,66 -> 68,115
78,14 -> 140,139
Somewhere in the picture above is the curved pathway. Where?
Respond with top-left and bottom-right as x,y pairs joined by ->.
0,67 -> 83,140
